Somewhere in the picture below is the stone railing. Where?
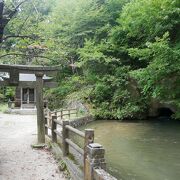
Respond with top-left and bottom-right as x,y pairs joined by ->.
44,109 -> 117,180
51,108 -> 78,119
86,143 -> 117,180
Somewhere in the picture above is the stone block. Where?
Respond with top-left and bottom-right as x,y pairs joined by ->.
87,144 -> 105,159
93,168 -> 117,180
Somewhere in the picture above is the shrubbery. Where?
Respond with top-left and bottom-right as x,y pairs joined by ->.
2,0 -> 179,119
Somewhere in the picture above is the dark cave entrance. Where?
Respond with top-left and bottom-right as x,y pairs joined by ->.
157,107 -> 174,118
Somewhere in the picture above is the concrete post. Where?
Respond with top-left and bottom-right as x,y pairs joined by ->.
84,129 -> 94,177
44,100 -> 48,108
35,72 -> 45,144
52,115 -> 57,143
76,109 -> 78,117
60,110 -> 63,119
85,143 -> 106,180
8,99 -> 12,109
68,109 -> 70,119
44,116 -> 48,135
62,120 -> 69,156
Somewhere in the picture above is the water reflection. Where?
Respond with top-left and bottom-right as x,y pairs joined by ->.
81,120 -> 180,180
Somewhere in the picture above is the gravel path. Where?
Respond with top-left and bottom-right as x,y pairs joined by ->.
0,113 -> 66,180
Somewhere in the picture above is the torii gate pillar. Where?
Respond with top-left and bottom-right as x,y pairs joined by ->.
35,72 -> 45,143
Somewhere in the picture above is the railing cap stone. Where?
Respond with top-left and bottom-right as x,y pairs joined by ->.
89,143 -> 102,148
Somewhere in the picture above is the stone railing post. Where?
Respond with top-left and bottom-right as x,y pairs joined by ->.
44,100 -> 48,109
85,143 -> 106,180
68,109 -> 71,119
44,116 -> 48,135
8,99 -> 12,109
51,114 -> 57,143
60,110 -> 63,119
44,108 -> 48,135
76,108 -> 78,117
84,129 -> 94,177
62,120 -> 69,156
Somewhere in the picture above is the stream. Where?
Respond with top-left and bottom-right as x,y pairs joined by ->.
81,119 -> 180,180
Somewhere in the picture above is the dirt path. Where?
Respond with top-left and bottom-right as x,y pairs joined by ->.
0,113 -> 66,180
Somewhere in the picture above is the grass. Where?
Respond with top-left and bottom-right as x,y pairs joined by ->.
0,103 -> 8,112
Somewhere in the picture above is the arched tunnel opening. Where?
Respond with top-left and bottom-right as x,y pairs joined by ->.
157,107 -> 174,118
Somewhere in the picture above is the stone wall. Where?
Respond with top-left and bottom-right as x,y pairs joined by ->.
69,115 -> 94,128
93,169 -> 117,180
148,99 -> 177,117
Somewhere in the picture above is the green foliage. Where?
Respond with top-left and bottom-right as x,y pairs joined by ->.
5,87 -> 15,100
112,0 -> 180,47
1,0 -> 180,119
129,33 -> 180,118
0,93 -> 4,100
0,87 -> 15,101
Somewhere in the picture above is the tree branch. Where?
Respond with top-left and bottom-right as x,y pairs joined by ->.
8,0 -> 28,19
0,0 -> 28,43
17,13 -> 30,35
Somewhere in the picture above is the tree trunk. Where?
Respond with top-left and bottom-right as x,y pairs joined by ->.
0,0 -> 27,43
0,0 -> 4,43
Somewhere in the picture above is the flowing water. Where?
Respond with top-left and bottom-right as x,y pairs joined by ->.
81,119 -> 180,180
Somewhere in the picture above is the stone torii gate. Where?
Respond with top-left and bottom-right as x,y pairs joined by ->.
0,64 -> 59,144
